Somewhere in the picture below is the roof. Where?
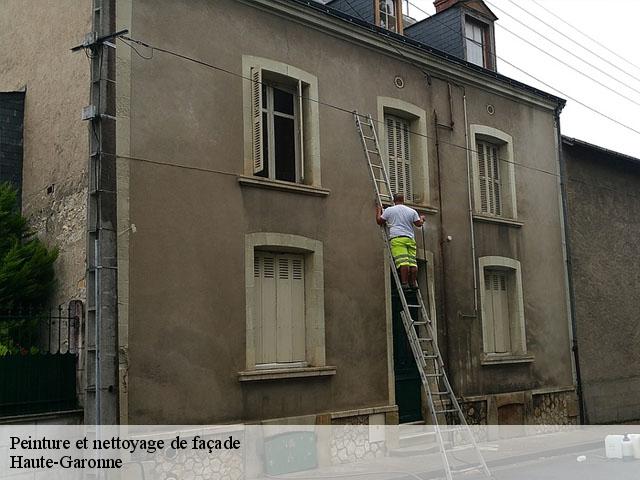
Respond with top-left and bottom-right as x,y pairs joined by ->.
292,0 -> 565,107
562,136 -> 640,167
433,0 -> 498,21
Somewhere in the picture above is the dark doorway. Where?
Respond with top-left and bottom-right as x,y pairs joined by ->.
392,281 -> 423,423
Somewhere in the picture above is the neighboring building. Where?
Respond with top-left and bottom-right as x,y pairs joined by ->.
0,0 -> 91,423
562,136 -> 640,424
1,0 -> 581,427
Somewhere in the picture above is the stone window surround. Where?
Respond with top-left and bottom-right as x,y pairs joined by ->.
377,97 -> 431,208
478,256 -> 532,364
242,56 -> 321,187
469,124 -> 517,220
241,232 -> 331,381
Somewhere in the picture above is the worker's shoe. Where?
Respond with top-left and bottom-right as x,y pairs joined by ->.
401,283 -> 411,291
410,283 -> 419,291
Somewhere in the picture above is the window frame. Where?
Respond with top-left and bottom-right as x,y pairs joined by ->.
463,14 -> 494,69
470,125 -> 517,220
257,81 -> 302,183
242,56 -> 321,187
478,256 -> 529,360
244,233 -> 327,373
375,0 -> 403,33
377,97 -> 430,207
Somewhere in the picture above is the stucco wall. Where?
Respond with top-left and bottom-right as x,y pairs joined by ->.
120,0 -> 573,423
563,141 -> 640,424
0,1 -> 92,305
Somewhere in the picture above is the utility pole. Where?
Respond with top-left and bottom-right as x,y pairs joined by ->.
72,0 -> 120,425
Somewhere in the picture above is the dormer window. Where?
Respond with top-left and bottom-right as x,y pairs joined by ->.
376,0 -> 403,33
465,17 -> 492,68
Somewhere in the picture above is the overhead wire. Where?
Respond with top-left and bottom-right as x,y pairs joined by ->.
114,34 -> 640,202
484,0 -> 640,98
516,0 -> 640,82
405,0 -> 640,136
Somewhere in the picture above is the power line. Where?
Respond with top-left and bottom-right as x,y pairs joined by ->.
114,35 -> 640,202
485,0 -> 640,97
527,0 -> 640,79
405,0 -> 640,136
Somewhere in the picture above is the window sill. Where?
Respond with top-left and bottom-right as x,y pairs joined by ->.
382,201 -> 439,215
481,353 -> 534,365
238,176 -> 330,197
473,214 -> 523,228
238,365 -> 337,382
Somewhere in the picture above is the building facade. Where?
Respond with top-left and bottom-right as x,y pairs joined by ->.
562,136 -> 640,424
1,0 -> 581,426
113,0 -> 577,425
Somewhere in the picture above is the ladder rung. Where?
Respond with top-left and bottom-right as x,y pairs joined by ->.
417,337 -> 432,342
371,163 -> 384,169
423,354 -> 438,359
366,149 -> 380,155
434,408 -> 458,414
426,373 -> 443,377
363,135 -> 376,140
412,321 -> 430,325
432,391 -> 450,395
407,304 -> 421,308
450,465 -> 484,475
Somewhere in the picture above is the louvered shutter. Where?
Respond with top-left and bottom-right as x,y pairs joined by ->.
485,270 -> 511,354
254,253 -> 277,363
275,254 -> 305,363
478,142 -> 489,213
251,67 -> 264,174
386,117 -> 398,195
490,145 -> 501,215
386,115 -> 412,200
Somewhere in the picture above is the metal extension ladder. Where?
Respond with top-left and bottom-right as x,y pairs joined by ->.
354,112 -> 492,480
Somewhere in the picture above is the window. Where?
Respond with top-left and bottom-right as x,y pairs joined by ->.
478,257 -> 529,361
470,125 -> 517,219
477,140 -> 501,215
464,16 -> 495,68
386,115 -> 412,201
377,0 -> 403,33
254,252 -> 305,366
243,57 -> 321,187
243,233 -> 331,378
252,71 -> 303,183
377,97 -> 430,205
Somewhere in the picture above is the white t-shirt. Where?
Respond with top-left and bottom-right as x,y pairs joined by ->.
381,204 -> 420,239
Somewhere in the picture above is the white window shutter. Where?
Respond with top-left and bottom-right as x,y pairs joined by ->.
251,67 -> 264,174
491,145 -> 501,215
275,255 -> 305,363
255,253 -> 277,363
478,142 -> 489,213
401,121 -> 412,201
386,117 -> 398,196
484,271 -> 496,353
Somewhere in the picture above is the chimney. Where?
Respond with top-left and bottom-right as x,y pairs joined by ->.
434,0 -> 460,13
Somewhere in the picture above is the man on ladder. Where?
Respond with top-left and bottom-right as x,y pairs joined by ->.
376,192 -> 426,291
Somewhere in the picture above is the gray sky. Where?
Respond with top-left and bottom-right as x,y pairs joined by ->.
407,0 -> 640,158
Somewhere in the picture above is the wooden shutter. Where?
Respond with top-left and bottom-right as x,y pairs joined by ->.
275,254 -> 305,363
255,253 -> 277,363
485,270 -> 511,354
478,141 -> 501,215
490,145 -> 501,215
251,67 -> 264,174
478,142 -> 489,213
386,115 -> 412,201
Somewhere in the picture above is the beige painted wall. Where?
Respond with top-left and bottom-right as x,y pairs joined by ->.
119,0 -> 574,423
0,0 -> 92,305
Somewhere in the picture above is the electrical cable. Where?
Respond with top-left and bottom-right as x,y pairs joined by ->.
114,35 -> 640,202
405,0 -> 640,136
515,0 -> 640,82
485,0 -> 640,97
